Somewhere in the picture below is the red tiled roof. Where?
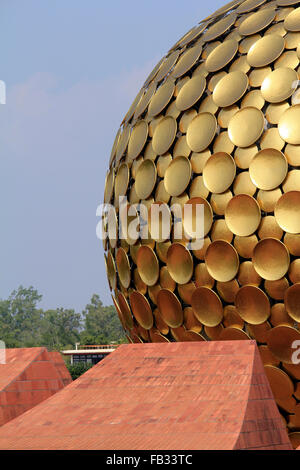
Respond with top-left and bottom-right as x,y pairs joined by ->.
0,341 -> 291,450
0,347 -> 71,426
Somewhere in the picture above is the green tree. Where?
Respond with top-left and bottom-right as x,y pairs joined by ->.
80,294 -> 125,345
40,308 -> 81,350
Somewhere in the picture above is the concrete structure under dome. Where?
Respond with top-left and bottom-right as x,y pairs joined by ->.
0,348 -> 71,426
0,341 -> 292,450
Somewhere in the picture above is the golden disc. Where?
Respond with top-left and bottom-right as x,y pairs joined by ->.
236,0 -> 267,14
157,289 -> 183,328
203,152 -> 236,194
265,277 -> 289,300
202,41 -> 221,60
258,216 -> 283,240
213,71 -> 248,107
171,43 -> 203,79
179,109 -> 198,133
238,260 -> 261,286
234,145 -> 257,169
285,232 -> 300,256
164,156 -> 191,197
264,365 -> 294,399
223,305 -> 244,329
117,291 -> 133,329
261,67 -> 298,103
239,34 -> 261,53
202,12 -> 237,42
259,344 -> 280,366
134,83 -> 157,120
257,188 -> 282,212
213,132 -> 235,158
228,107 -> 264,147
235,285 -> 270,324
266,102 -> 290,125
114,163 -> 129,203
155,51 -> 180,83
115,125 -> 131,163
173,135 -> 191,158
225,194 -> 261,236
275,191 -> 300,233
199,94 -> 219,114
157,154 -> 172,178
210,190 -> 233,216
175,75 -> 206,111
241,89 -> 265,109
183,197 -> 213,238
260,127 -> 285,151
218,327 -> 250,340
278,105 -> 300,144
148,283 -> 161,305
152,115 -> 177,155
191,287 -> 223,327
247,34 -> 285,67
247,321 -> 271,343
106,251 -> 117,290
205,240 -> 239,282
249,66 -> 272,88
204,324 -> 223,340
284,283 -> 300,321
104,168 -> 115,203
253,238 -> 290,280
218,105 -> 239,129
129,291 -> 153,330
133,267 -> 147,295
217,279 -> 239,303
233,171 -> 256,196
149,329 -> 170,343
135,159 -> 157,200
159,266 -> 176,292
211,219 -> 233,243
230,55 -> 252,74
116,247 -> 131,289
136,245 -> 159,287
289,259 -> 300,284
189,175 -> 209,199
194,262 -> 215,288
186,112 -> 217,152
153,308 -> 169,335
284,6 -> 300,31
127,120 -> 148,162
178,282 -> 197,304
171,43 -> 202,78
285,144 -> 300,166
265,21 -> 287,36
205,39 -> 238,72
239,8 -> 276,35
190,149 -> 211,174
282,170 -> 300,192
148,79 -> 175,117
270,302 -> 294,327
155,180 -> 170,204
275,50 -> 299,69
249,148 -> 288,190
183,306 -> 203,332
148,202 -> 171,243
167,243 -> 193,285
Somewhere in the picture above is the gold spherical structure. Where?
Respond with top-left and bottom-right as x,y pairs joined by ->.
104,0 -> 300,443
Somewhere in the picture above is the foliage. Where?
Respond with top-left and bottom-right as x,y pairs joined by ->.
0,286 -> 126,351
66,361 -> 93,380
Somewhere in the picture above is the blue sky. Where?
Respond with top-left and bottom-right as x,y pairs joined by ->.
0,0 -> 226,310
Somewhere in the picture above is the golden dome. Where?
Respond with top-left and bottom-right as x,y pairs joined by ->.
104,0 -> 300,445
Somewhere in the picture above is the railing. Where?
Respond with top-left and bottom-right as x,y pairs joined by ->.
77,344 -> 119,350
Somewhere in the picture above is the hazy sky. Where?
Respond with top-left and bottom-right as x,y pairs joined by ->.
0,0 -> 226,310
